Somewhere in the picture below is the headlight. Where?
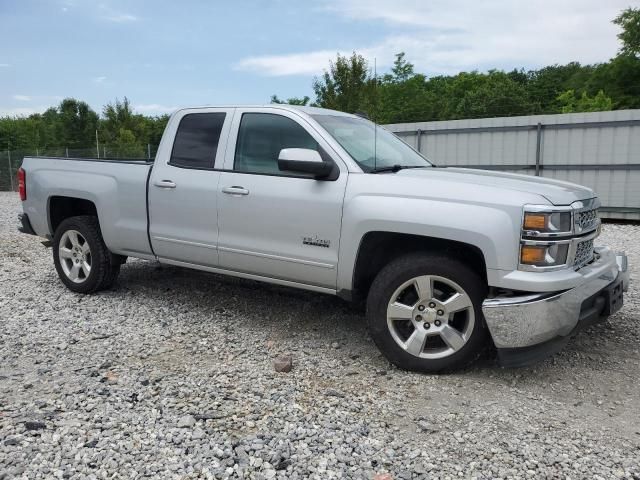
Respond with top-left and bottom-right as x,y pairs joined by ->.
520,242 -> 570,267
520,201 -> 600,272
523,211 -> 572,234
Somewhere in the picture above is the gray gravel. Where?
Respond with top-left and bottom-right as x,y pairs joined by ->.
1,191 -> 639,479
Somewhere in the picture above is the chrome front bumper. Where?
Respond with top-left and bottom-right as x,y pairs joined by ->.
482,247 -> 629,350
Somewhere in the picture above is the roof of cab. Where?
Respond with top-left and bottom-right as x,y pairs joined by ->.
172,105 -> 357,118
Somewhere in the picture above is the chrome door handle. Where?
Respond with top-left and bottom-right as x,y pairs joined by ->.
222,186 -> 249,196
154,180 -> 176,189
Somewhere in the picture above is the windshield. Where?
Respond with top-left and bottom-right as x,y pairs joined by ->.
312,114 -> 432,172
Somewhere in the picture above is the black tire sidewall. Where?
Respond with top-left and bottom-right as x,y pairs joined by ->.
366,253 -> 488,373
53,216 -> 107,294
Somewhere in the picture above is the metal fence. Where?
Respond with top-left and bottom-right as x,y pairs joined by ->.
386,109 -> 640,221
0,145 -> 159,191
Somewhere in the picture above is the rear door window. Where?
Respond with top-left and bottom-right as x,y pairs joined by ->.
170,113 -> 226,169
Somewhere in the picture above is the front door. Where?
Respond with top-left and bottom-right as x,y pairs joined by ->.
217,108 -> 347,288
148,108 -> 234,266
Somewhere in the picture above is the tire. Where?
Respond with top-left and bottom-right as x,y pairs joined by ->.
52,215 -> 121,294
366,252 -> 488,373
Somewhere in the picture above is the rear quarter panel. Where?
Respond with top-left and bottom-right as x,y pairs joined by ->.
21,157 -> 153,258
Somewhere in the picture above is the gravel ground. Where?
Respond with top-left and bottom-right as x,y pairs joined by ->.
1,191 -> 639,479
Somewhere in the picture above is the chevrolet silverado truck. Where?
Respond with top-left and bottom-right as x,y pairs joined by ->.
17,105 -> 630,371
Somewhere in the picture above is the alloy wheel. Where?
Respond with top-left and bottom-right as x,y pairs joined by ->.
58,230 -> 92,283
386,275 -> 475,359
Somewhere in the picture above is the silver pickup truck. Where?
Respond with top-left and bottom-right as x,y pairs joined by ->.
17,105 -> 629,371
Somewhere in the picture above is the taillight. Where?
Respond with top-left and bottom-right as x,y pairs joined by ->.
18,167 -> 26,201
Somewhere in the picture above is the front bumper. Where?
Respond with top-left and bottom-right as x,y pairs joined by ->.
482,247 -> 629,366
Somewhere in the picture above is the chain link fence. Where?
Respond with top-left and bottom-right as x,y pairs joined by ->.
0,145 -> 159,191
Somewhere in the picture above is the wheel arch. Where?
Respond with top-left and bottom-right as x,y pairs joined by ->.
48,195 -> 99,235
347,231 -> 488,302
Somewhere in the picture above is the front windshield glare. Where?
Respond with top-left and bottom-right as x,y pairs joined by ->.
312,114 -> 432,172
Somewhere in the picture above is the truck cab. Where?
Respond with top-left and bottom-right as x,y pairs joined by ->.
147,106 -> 349,289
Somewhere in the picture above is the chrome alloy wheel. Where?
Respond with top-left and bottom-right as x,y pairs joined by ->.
386,275 -> 475,359
58,230 -> 92,283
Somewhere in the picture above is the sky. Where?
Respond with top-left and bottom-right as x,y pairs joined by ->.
0,0 -> 634,117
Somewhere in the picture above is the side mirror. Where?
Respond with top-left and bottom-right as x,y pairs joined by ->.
278,148 -> 333,178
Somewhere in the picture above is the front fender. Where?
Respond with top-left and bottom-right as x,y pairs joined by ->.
337,195 -> 522,292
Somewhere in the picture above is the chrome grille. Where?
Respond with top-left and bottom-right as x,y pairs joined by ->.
576,208 -> 599,232
573,239 -> 595,268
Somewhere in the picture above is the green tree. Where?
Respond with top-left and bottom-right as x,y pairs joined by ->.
445,71 -> 534,119
102,97 -> 137,138
312,52 -> 374,114
143,114 -> 170,146
101,97 -> 148,157
525,63 -> 594,113
614,7 -> 640,57
557,89 -> 613,113
0,98 -> 99,155
111,127 -> 144,157
388,52 -> 414,82
586,55 -> 640,109
56,98 -> 99,149
270,95 -> 310,105
377,75 -> 435,123
0,97 -> 168,160
374,53 -> 432,124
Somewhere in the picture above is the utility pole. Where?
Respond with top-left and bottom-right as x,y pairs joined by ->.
96,129 -> 100,158
6,135 -> 15,191
7,147 -> 14,191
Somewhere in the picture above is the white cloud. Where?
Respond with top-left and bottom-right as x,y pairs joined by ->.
104,12 -> 137,22
93,76 -> 107,84
89,1 -> 137,22
60,1 -> 137,22
13,95 -> 32,101
133,104 -> 177,114
236,50 -> 341,76
237,0 -> 628,76
98,3 -> 137,22
0,63 -> 10,67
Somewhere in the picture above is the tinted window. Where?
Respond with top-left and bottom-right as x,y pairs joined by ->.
234,113 -> 319,175
170,113 -> 226,169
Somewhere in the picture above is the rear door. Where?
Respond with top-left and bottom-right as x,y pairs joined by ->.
216,108 -> 348,289
148,108 -> 234,266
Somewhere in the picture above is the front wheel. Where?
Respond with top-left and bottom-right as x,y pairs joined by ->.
366,252 -> 488,373
53,215 -> 120,294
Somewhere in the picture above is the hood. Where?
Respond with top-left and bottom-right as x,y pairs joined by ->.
396,167 -> 595,206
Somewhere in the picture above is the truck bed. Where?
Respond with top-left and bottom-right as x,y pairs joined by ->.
21,156 -> 155,259
29,156 -> 154,165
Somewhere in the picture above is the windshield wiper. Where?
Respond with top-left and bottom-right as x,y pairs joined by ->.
369,165 -> 430,174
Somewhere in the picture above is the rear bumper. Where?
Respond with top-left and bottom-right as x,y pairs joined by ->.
482,247 -> 629,366
18,213 -> 37,235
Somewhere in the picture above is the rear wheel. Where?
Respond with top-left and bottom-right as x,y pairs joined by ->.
366,252 -> 488,373
53,215 -> 120,293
